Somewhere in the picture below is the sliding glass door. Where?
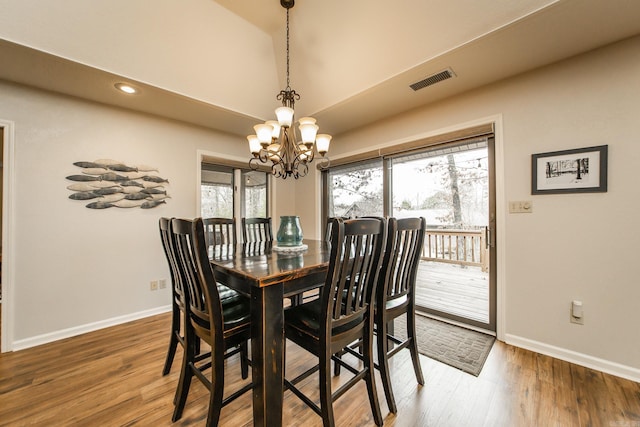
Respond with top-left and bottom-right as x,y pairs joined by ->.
323,136 -> 496,332
391,139 -> 495,331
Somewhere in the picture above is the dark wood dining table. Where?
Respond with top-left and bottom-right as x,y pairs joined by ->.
209,239 -> 330,427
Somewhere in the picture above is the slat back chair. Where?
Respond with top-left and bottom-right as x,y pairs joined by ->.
241,217 -> 273,243
171,218 -> 252,426
323,216 -> 350,242
284,217 -> 387,427
159,217 -> 188,376
375,216 -> 426,413
203,217 -> 237,246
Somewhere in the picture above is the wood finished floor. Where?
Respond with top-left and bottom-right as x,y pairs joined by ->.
1,311 -> 639,426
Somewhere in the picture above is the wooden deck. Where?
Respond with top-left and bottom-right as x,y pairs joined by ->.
415,260 -> 489,324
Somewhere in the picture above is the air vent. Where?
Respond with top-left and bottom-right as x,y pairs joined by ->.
409,68 -> 456,91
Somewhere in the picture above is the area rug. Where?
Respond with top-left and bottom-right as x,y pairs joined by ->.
394,314 -> 495,376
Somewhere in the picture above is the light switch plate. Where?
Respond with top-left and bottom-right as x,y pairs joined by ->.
509,201 -> 533,213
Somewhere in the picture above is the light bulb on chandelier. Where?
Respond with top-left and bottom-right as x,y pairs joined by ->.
247,0 -> 331,179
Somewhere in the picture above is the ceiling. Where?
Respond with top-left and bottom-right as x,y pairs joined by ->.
1,0 -> 640,138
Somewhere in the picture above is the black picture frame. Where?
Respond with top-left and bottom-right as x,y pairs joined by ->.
531,145 -> 608,194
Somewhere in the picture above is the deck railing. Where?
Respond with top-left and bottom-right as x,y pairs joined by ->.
422,228 -> 488,272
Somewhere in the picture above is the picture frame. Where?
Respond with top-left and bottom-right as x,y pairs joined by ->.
531,145 -> 608,194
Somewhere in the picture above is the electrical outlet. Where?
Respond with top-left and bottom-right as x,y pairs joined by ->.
570,300 -> 584,324
150,280 -> 158,291
159,279 -> 167,289
570,312 -> 584,325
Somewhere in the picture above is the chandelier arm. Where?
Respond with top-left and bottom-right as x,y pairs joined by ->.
272,162 -> 287,179
317,156 -> 331,170
249,157 -> 260,171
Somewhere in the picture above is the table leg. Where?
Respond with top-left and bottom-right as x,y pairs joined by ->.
250,282 -> 284,427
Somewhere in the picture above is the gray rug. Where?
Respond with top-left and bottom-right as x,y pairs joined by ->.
394,314 -> 495,376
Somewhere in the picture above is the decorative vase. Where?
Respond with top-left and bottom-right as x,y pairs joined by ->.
276,215 -> 303,247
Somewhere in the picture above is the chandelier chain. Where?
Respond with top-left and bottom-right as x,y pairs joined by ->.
286,7 -> 290,90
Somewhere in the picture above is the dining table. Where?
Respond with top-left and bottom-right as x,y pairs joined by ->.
209,239 -> 331,427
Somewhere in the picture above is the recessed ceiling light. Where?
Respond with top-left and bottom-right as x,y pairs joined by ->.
114,83 -> 138,94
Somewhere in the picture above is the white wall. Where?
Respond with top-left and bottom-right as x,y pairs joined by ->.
0,81 -> 246,348
295,35 -> 640,380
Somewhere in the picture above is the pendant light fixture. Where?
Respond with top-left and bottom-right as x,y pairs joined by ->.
247,0 -> 331,179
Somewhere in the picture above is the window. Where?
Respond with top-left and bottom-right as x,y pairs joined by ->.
242,170 -> 268,217
322,136 -> 489,227
325,159 -> 384,218
201,165 -> 234,218
201,164 -> 269,220
391,140 -> 488,228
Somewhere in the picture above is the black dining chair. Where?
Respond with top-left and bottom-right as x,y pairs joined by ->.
159,217 -> 200,376
323,216 -> 350,242
203,217 -> 237,246
241,217 -> 273,243
284,217 -> 387,427
171,217 -> 252,426
375,216 -> 426,414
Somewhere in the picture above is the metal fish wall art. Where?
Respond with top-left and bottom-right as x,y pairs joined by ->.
141,200 -> 166,209
67,159 -> 170,210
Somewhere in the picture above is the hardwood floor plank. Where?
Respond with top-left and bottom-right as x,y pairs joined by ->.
1,311 -> 639,426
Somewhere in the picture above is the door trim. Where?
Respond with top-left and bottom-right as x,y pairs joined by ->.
1,119 -> 16,352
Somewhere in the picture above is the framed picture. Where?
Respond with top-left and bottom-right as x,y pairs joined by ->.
532,145 -> 608,194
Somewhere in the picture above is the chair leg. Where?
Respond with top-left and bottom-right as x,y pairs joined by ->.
195,335 -> 201,356
333,350 -> 343,376
172,359 -> 194,422
162,304 -> 180,375
364,320 -> 384,426
377,316 -> 397,414
407,311 -> 425,385
206,355 -> 225,427
172,326 -> 196,421
240,341 -> 249,379
319,352 -> 336,427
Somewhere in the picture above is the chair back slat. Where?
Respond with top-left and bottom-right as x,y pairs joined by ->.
242,217 -> 273,243
381,217 -> 426,302
324,217 -> 386,328
203,217 -> 237,246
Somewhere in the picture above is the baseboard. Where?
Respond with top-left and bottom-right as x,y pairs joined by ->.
505,334 -> 640,383
12,305 -> 172,351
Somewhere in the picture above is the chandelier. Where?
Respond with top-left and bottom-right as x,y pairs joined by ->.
247,0 -> 331,179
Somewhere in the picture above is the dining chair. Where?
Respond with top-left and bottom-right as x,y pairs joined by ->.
203,217 -> 237,246
284,217 -> 387,427
241,217 -> 273,243
171,217 -> 252,426
323,216 -> 350,242
375,216 -> 426,413
159,217 -> 193,376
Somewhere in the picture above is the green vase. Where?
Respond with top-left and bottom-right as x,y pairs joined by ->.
276,216 -> 303,246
